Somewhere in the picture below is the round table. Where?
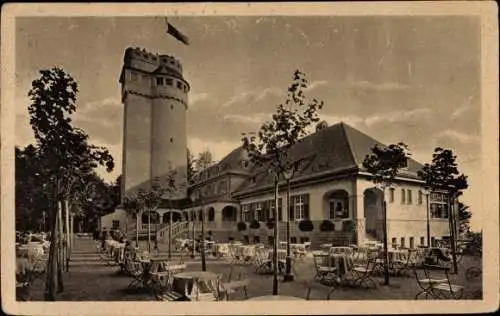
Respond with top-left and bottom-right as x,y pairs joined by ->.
248,295 -> 305,301
173,271 -> 219,301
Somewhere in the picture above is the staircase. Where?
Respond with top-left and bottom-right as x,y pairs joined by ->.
309,231 -> 355,249
156,221 -> 190,244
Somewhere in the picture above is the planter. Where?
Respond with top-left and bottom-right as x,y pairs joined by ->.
342,220 -> 355,232
265,219 -> 275,229
249,220 -> 261,230
319,220 -> 335,232
298,220 -> 314,232
237,222 -> 247,232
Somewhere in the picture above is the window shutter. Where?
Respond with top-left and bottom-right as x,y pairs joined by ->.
289,196 -> 295,221
278,198 -> 282,221
304,194 -> 310,220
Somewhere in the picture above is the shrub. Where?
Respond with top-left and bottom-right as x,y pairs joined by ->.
266,219 -> 275,229
249,219 -> 261,230
342,220 -> 355,232
237,221 -> 247,232
298,220 -> 314,232
319,220 -> 335,232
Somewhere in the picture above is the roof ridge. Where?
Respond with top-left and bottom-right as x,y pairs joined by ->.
339,122 -> 359,167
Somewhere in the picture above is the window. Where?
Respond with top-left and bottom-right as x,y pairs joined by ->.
156,77 -> 164,85
409,237 -> 414,249
418,190 -> 423,205
208,208 -> 215,222
268,236 -> 274,246
166,78 -> 173,86
255,203 -> 265,221
291,194 -> 309,221
407,189 -> 412,204
430,192 -> 449,218
176,81 -> 183,90
171,104 -> 174,110
401,158 -> 408,169
391,238 -> 397,248
242,204 -> 250,222
290,237 -> 297,244
112,220 -> 120,229
400,237 -> 405,248
253,236 -> 260,243
170,138 -> 173,143
389,188 -> 395,203
401,188 -> 406,204
300,237 -> 310,244
269,198 -> 283,221
431,237 -> 436,247
328,196 -> 348,220
420,237 -> 425,246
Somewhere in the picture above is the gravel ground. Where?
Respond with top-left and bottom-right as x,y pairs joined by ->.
26,238 -> 482,301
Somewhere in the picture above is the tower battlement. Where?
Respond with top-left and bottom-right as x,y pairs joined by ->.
123,47 -> 183,76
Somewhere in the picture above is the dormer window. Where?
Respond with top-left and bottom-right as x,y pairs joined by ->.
176,81 -> 183,90
166,78 -> 173,86
156,77 -> 164,85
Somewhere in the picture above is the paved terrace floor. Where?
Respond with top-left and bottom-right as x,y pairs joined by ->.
27,238 -> 482,301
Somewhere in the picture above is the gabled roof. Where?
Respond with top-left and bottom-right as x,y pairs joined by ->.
233,122 -> 424,195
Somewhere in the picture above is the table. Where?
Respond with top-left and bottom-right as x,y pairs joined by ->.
248,295 -> 305,301
290,243 -> 307,257
173,271 -> 219,301
329,246 -> 353,255
328,254 -> 354,277
215,243 -> 230,257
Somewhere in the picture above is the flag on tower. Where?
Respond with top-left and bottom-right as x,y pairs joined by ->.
165,17 -> 190,45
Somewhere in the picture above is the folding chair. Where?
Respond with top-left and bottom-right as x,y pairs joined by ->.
220,279 -> 249,301
413,264 -> 464,299
312,253 -> 337,285
126,260 -> 146,289
351,255 -> 378,288
391,249 -> 413,277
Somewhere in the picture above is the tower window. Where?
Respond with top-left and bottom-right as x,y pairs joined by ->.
170,138 -> 173,143
176,81 -> 182,90
156,77 -> 164,85
166,78 -> 173,86
171,104 -> 174,110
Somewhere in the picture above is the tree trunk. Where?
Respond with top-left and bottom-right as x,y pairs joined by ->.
57,201 -> 64,292
44,198 -> 59,301
135,214 -> 139,247
272,177 -> 279,295
64,200 -> 70,272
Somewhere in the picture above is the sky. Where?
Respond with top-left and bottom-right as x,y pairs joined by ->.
15,16 -> 482,229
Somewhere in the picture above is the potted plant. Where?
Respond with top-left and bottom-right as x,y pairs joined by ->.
249,219 -> 260,230
298,220 -> 314,232
237,221 -> 247,232
342,220 -> 355,232
266,219 -> 275,230
319,220 -> 335,232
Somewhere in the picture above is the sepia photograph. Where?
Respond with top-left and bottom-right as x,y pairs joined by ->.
1,2 -> 498,315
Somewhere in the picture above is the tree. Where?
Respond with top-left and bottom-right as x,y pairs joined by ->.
187,148 -> 196,184
457,202 -> 472,235
241,70 -> 323,294
362,142 -> 411,285
27,68 -> 114,300
417,147 -> 468,273
195,150 -> 214,171
122,194 -> 144,247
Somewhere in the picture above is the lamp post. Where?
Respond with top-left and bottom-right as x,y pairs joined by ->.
189,192 -> 197,259
421,187 -> 431,247
282,166 -> 295,282
376,183 -> 390,285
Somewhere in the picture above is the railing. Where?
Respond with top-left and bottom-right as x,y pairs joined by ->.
141,223 -> 164,232
156,221 -> 189,241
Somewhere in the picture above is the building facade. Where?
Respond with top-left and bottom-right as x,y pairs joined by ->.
101,47 -> 452,249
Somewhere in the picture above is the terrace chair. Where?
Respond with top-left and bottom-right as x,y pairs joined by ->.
413,264 -> 464,300
391,249 -> 413,277
312,253 -> 337,285
253,249 -> 272,274
220,278 -> 249,301
125,260 -> 146,290
351,255 -> 378,289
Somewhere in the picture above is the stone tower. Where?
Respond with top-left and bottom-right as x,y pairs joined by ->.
119,47 -> 189,200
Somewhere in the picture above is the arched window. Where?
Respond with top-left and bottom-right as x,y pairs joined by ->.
198,210 -> 203,221
208,208 -> 215,222
172,212 -> 181,222
141,211 -> 160,224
